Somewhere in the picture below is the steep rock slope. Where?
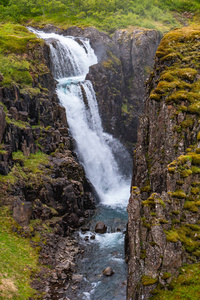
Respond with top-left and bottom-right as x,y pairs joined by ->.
127,25 -> 200,300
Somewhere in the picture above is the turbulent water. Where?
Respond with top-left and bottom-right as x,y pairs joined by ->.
29,28 -> 132,300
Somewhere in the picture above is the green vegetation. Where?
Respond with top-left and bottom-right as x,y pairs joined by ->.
0,207 -> 38,299
0,23 -> 48,89
171,190 -> 186,199
0,0 -> 200,33
151,263 -> 200,299
141,275 -> 158,286
0,151 -> 49,186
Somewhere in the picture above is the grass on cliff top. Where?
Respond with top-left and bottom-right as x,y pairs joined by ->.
0,23 -> 46,88
0,206 -> 38,299
1,0 -> 200,34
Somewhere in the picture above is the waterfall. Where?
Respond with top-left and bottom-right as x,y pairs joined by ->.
29,28 -> 131,208
29,27 -> 131,300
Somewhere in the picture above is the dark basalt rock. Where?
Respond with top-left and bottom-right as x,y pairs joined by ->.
95,221 -> 107,233
13,198 -> 32,227
0,106 -> 6,144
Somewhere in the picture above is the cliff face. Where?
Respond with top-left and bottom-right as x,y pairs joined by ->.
127,25 -> 200,299
87,28 -> 161,151
42,24 -> 161,151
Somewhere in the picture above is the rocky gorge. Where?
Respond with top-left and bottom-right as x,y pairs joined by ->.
1,20 -> 200,300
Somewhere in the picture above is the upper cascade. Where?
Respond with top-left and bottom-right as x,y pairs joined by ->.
28,28 -> 98,79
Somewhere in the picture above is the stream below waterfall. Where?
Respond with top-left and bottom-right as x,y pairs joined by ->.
29,28 -> 132,300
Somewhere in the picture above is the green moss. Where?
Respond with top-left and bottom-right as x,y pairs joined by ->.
140,185 -> 151,193
184,201 -> 198,212
171,210 -> 180,215
0,151 -> 49,187
180,169 -> 193,178
6,116 -> 29,129
161,272 -> 172,280
172,219 -> 180,225
178,155 -> 192,165
141,275 -> 158,286
191,166 -> 200,174
150,241 -> 158,247
140,249 -> 146,259
197,132 -> 200,141
188,103 -> 200,114
159,219 -> 169,224
168,167 -> 176,174
166,230 -> 179,243
192,154 -> 200,166
191,187 -> 200,195
180,118 -> 194,129
171,190 -> 186,199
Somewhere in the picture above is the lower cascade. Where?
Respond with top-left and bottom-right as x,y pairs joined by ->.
30,28 -> 132,299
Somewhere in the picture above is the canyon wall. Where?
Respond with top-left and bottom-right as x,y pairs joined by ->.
126,25 -> 200,299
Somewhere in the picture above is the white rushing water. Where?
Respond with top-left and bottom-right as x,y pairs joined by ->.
29,28 -> 131,209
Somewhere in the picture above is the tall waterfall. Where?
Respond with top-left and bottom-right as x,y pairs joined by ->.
30,28 -> 131,208
29,28 -> 131,300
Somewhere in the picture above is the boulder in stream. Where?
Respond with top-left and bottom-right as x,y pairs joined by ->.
95,221 -> 107,233
102,266 -> 114,276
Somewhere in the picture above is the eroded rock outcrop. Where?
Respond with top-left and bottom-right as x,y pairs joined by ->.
127,25 -> 200,299
126,27 -> 200,300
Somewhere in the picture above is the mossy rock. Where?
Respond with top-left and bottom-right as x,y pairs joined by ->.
171,190 -> 186,199
141,275 -> 158,286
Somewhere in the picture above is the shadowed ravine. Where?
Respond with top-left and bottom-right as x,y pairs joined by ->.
29,28 -> 132,299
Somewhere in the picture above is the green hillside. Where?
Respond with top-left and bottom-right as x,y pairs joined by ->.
0,0 -> 200,33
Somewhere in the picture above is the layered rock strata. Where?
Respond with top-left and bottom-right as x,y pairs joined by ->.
127,25 -> 200,299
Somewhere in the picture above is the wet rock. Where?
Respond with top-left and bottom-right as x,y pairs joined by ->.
90,234 -> 95,240
102,266 -> 114,276
13,198 -> 32,227
95,221 -> 107,233
81,225 -> 90,232
72,274 -> 83,283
